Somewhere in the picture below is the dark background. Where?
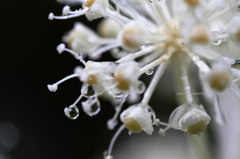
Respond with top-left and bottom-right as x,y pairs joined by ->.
0,1 -> 191,159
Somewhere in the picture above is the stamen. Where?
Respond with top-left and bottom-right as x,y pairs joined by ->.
140,53 -> 170,74
73,94 -> 83,106
211,33 -> 229,41
141,60 -> 170,105
117,45 -> 156,63
63,48 -> 87,65
139,51 -> 161,67
152,0 -> 173,33
158,127 -> 170,136
89,43 -> 120,58
47,74 -> 78,92
56,43 -> 66,54
106,9 -> 130,24
180,63 -> 193,103
213,94 -> 226,125
48,7 -> 89,20
107,124 -> 125,157
62,5 -> 70,15
107,97 -> 126,130
99,38 -> 118,45
183,49 -> 210,73
207,7 -> 230,22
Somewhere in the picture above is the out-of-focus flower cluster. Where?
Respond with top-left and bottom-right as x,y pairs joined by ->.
48,0 -> 240,158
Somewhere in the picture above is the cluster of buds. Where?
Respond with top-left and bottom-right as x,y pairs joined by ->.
48,0 -> 240,158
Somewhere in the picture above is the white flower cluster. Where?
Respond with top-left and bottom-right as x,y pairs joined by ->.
48,0 -> 240,158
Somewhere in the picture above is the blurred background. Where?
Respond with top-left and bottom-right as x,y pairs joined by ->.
1,0 -> 239,159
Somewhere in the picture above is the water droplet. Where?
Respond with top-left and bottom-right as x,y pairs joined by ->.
103,151 -> 113,159
136,81 -> 146,94
147,106 -> 156,124
64,105 -> 79,120
82,98 -> 101,116
110,87 -> 127,99
81,83 -> 95,98
145,68 -> 154,75
211,31 -> 226,45
231,59 -> 240,69
168,103 -> 189,129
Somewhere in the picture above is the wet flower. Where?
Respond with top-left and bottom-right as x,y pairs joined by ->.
47,0 -> 240,158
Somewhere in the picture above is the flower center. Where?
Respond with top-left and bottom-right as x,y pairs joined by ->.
124,118 -> 142,134
114,72 -> 130,90
187,120 -> 207,134
83,0 -> 96,8
210,72 -> 229,92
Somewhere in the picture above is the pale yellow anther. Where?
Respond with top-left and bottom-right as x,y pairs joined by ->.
184,0 -> 200,6
83,0 -> 96,8
122,27 -> 141,49
67,31 -> 77,49
210,72 -> 229,92
124,118 -> 142,134
86,74 -> 97,86
236,30 -> 240,41
190,26 -> 209,44
187,120 -> 207,134
84,65 -> 97,86
114,72 -> 130,91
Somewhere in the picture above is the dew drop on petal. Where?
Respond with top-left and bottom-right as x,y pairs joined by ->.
81,83 -> 95,98
64,105 -> 79,120
82,98 -> 101,116
136,81 -> 146,94
168,103 -> 189,129
145,68 -> 154,75
147,106 -> 156,124
110,87 -> 127,99
211,31 -> 225,46
231,59 -> 240,69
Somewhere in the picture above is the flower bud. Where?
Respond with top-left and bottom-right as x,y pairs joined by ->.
169,102 -> 211,135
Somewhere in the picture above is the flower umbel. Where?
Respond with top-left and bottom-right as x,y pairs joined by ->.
48,0 -> 240,158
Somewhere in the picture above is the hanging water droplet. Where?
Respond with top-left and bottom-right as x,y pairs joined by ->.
145,68 -> 154,75
82,98 -> 101,116
211,31 -> 226,45
110,87 -> 127,99
231,59 -> 240,69
168,103 -> 189,129
103,151 -> 113,159
64,105 -> 79,120
136,81 -> 146,94
81,83 -> 95,98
